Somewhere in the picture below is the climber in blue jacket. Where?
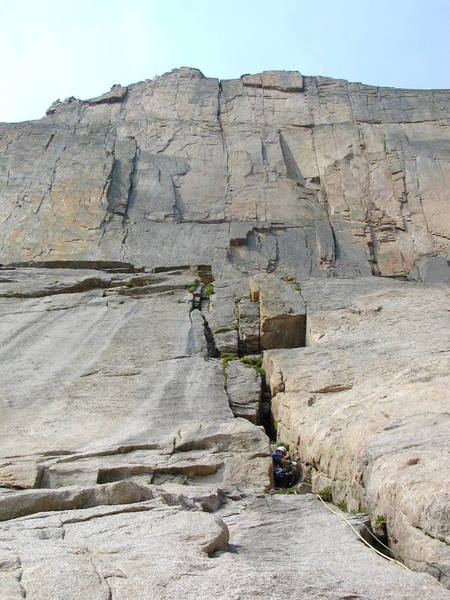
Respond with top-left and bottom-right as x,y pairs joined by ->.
272,445 -> 296,487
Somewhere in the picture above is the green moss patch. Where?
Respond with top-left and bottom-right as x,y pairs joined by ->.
239,356 -> 265,377
221,353 -> 239,380
189,279 -> 200,293
317,486 -> 333,502
214,323 -> 239,334
375,515 -> 386,528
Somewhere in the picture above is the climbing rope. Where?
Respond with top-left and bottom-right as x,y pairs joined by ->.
314,492 -> 411,571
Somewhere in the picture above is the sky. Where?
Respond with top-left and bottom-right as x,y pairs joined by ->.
1,0 -> 449,123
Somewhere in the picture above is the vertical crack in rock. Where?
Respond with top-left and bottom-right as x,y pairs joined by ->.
43,132 -> 55,152
410,154 -> 432,243
260,85 -> 269,222
117,86 -> 130,121
202,314 -> 219,358
106,137 -> 138,219
266,230 -> 279,273
261,377 -> 276,441
217,80 -> 231,221
16,555 -> 27,599
171,174 -> 183,223
99,135 -> 138,259
315,217 -> 335,271
84,547 -> 111,600
60,519 -> 66,540
278,132 -> 304,183
120,140 -> 138,261
98,89 -> 131,248
120,220 -> 130,261
364,159 -> 388,276
397,153 -> 413,236
311,135 -> 337,270
33,105 -> 86,217
98,127 -> 118,247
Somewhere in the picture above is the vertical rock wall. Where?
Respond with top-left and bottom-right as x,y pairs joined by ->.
0,68 -> 448,281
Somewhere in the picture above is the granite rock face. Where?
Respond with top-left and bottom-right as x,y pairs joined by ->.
264,277 -> 450,584
0,266 -> 448,597
2,492 -> 449,600
1,68 -> 449,597
0,267 -> 271,494
0,67 -> 449,281
0,493 -> 230,600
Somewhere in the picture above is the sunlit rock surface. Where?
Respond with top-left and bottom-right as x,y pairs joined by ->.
0,68 -> 449,281
264,277 -> 450,584
0,267 -> 270,493
0,68 -> 449,597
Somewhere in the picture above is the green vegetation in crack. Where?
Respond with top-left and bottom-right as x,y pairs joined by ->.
317,486 -> 333,502
189,279 -> 200,293
316,485 -> 365,514
373,514 -> 388,538
205,283 -> 214,298
214,323 -> 239,334
239,356 -> 265,377
375,515 -> 386,528
221,353 -> 239,380
280,273 -> 304,301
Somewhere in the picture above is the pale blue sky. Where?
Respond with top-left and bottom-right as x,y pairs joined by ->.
1,0 -> 449,122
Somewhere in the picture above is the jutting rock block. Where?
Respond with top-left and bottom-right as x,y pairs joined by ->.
250,274 -> 306,350
242,70 -> 304,92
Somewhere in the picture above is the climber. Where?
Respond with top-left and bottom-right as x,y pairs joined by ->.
272,445 -> 301,488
